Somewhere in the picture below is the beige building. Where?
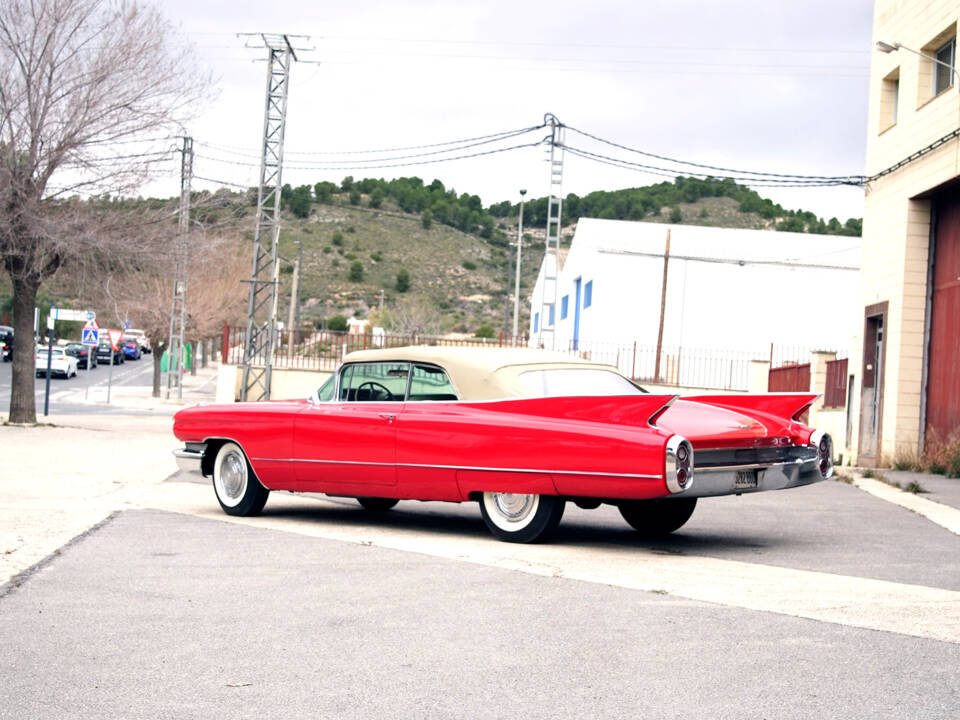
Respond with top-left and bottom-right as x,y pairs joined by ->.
851,0 -> 959,465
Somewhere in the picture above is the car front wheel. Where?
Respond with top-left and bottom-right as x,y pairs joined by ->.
212,442 -> 269,516
617,497 -> 697,536
479,492 -> 565,543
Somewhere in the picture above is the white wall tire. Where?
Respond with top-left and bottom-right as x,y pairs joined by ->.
212,442 -> 269,516
479,492 -> 565,543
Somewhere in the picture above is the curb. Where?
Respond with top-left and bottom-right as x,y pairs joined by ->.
850,474 -> 960,536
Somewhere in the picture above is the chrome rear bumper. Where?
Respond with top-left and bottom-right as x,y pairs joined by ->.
683,458 -> 824,498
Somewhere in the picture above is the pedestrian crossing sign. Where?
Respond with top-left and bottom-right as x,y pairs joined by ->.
81,328 -> 99,346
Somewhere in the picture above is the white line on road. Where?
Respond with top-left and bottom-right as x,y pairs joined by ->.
133,482 -> 960,644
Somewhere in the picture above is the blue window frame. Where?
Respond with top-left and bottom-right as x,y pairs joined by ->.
561,295 -> 569,320
548,305 -> 555,326
583,280 -> 593,309
533,312 -> 539,333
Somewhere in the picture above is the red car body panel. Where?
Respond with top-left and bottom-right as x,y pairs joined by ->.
173,389 -> 819,503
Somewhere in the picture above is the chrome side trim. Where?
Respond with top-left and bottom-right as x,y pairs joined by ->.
250,457 -> 662,480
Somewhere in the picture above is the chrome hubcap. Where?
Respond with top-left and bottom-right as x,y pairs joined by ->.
493,493 -> 535,523
220,452 -> 246,499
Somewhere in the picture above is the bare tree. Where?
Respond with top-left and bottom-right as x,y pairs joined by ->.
97,229 -> 249,397
381,297 -> 444,336
0,0 -> 208,422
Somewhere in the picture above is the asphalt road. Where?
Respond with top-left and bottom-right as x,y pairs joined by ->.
2,470 -> 958,718
1,383 -> 958,718
0,352 -> 157,416
1,505 -> 957,719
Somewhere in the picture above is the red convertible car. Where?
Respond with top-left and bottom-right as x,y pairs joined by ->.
172,346 -> 833,543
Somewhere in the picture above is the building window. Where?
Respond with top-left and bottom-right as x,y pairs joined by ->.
583,280 -> 593,308
560,295 -> 568,320
880,67 -> 899,131
533,312 -> 539,333
920,30 -> 957,104
548,305 -> 555,326
934,38 -> 955,95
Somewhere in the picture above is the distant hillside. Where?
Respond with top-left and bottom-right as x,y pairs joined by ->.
0,177 -> 862,338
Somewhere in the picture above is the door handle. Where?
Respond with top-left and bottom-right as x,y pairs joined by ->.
378,413 -> 396,424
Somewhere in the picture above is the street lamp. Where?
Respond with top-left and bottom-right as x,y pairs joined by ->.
875,39 -> 960,90
511,189 -> 527,344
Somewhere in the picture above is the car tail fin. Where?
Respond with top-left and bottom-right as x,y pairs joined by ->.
488,394 -> 680,429
684,393 -> 819,422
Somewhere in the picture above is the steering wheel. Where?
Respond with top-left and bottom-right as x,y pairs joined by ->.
357,381 -> 395,401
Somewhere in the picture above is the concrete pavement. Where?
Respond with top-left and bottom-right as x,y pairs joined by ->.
2,365 -> 960,716
1,363 -> 959,640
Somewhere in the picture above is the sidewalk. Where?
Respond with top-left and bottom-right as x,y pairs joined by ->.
68,360 -> 221,414
1,362 -> 220,586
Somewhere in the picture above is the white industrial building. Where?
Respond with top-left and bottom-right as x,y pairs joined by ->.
528,218 -> 861,387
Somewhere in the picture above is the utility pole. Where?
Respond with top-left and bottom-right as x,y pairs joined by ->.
287,241 -> 300,333
654,228 -> 671,383
166,135 -> 192,400
239,33 -> 305,401
512,188 -> 527,344
538,113 -> 564,350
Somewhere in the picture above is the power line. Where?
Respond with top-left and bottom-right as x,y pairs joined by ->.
565,125 -> 864,183
563,145 -> 858,187
194,141 -> 542,172
195,123 -> 546,158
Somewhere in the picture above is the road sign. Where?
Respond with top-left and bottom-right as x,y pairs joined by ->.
108,329 -> 124,351
51,308 -> 87,322
83,318 -> 100,331
81,328 -> 100,346
86,311 -> 96,322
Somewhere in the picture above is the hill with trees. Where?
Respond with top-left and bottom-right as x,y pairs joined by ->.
1,176 -> 863,344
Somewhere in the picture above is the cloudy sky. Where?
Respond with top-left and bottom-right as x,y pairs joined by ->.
151,0 -> 876,222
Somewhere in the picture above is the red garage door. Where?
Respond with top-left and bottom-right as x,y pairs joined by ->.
926,192 -> 960,442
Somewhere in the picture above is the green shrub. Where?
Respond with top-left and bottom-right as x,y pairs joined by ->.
371,251 -> 382,262
349,260 -> 364,282
669,206 -> 682,223
474,323 -> 495,339
395,268 -> 410,293
332,231 -> 343,246
462,260 -> 477,271
327,315 -> 348,332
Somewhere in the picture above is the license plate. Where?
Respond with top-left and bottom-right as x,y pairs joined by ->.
735,470 -> 759,489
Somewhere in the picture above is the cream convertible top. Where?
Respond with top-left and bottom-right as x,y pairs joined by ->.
342,346 -> 629,401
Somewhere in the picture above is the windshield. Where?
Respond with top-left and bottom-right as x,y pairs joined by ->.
517,368 -> 646,397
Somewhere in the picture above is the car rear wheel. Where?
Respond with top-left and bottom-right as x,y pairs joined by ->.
479,492 -> 565,543
357,497 -> 399,512
617,498 -> 697,536
212,442 -> 269,516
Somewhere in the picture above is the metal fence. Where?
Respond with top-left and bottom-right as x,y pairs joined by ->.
560,339 -> 766,391
221,324 -> 835,393
768,363 -> 812,393
220,325 -> 527,372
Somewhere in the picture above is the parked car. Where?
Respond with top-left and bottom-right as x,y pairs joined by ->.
0,326 -> 12,362
172,346 -> 834,543
35,347 -> 78,378
64,342 -> 97,369
96,340 -> 124,365
123,329 -> 151,354
122,339 -> 141,360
